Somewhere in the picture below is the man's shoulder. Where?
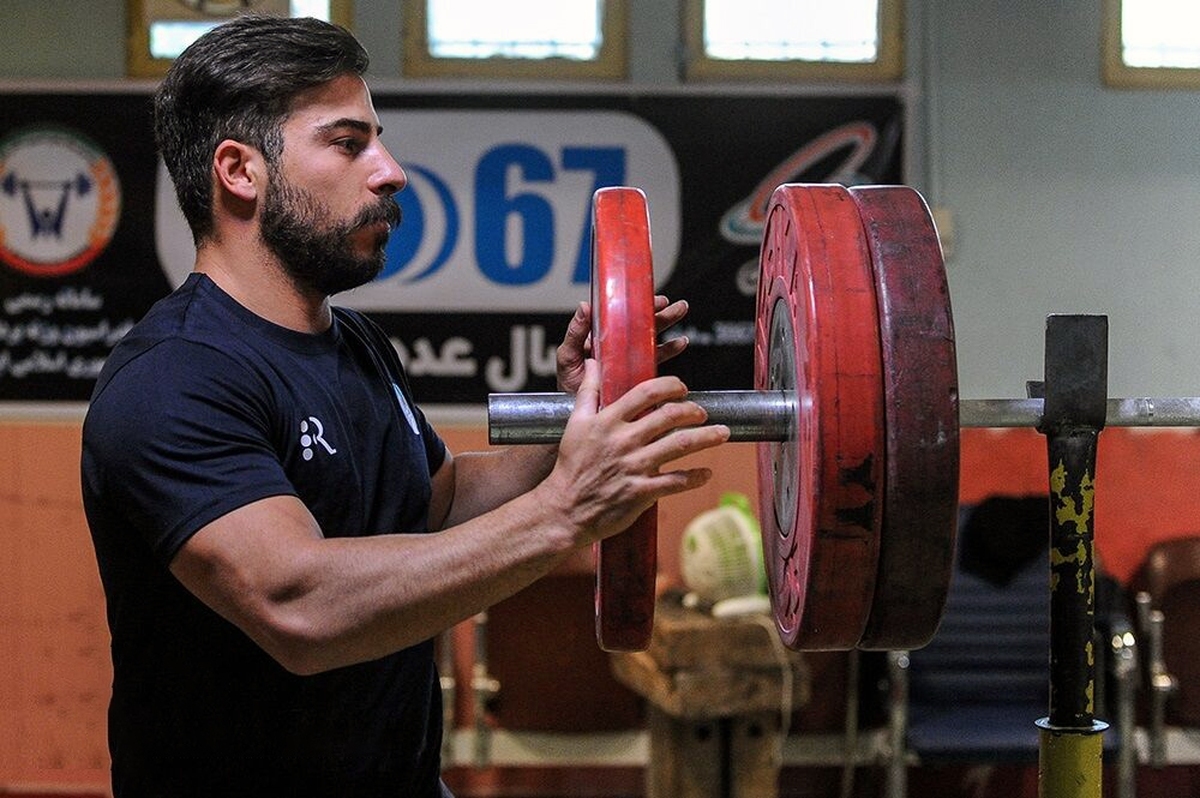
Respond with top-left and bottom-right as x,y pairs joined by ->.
90,279 -> 244,395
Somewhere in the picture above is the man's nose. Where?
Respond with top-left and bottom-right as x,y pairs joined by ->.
372,148 -> 407,196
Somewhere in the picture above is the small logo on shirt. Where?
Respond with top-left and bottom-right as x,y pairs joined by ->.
300,416 -> 337,461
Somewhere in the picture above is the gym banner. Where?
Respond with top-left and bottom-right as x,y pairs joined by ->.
0,88 -> 903,405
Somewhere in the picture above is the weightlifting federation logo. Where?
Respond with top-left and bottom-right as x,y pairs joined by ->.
0,127 -> 121,277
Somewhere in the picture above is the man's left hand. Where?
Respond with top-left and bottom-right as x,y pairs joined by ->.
555,296 -> 691,394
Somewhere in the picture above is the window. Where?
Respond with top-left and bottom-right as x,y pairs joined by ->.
683,0 -> 903,82
1103,0 -> 1200,88
127,0 -> 353,78
403,0 -> 627,79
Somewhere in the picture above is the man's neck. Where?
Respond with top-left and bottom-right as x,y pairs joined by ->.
193,236 -> 332,334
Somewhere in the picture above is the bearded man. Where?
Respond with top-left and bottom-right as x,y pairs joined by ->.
81,14 -> 727,798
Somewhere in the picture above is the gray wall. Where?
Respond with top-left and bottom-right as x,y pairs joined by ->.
3,0 -> 1198,400
923,2 -> 1200,400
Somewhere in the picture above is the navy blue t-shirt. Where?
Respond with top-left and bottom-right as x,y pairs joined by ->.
81,273 -> 450,797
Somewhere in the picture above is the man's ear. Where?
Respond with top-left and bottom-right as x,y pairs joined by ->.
213,139 -> 265,203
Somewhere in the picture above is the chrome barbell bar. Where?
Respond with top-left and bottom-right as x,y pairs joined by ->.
487,391 -> 1200,445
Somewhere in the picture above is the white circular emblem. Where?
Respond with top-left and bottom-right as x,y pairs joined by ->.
0,127 -> 122,278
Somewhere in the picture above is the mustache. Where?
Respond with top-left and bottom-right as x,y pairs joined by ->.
353,196 -> 402,230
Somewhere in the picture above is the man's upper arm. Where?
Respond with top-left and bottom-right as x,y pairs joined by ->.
168,494 -> 325,662
84,339 -> 296,564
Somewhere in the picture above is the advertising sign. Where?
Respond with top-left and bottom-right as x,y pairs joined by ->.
0,89 -> 903,405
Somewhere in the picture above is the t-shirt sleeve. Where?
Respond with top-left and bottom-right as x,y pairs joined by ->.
84,338 -> 296,565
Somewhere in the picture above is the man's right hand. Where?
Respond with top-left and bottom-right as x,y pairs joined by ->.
539,358 -> 730,545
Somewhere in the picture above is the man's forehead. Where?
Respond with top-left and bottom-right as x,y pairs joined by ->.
286,75 -> 380,130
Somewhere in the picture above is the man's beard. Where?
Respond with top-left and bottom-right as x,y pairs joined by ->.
259,171 -> 401,297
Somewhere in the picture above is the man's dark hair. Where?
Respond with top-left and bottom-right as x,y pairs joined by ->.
154,15 -> 369,243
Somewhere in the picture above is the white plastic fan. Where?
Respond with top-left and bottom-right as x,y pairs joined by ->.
680,493 -> 767,609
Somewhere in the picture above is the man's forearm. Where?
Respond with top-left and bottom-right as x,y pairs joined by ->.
440,444 -> 558,528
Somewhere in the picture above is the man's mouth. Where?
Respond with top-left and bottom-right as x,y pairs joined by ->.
353,196 -> 402,233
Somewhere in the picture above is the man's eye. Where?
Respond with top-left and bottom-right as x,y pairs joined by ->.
335,138 -> 364,154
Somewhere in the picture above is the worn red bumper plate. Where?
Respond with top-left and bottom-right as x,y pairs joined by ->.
591,186 -> 658,652
754,183 -> 885,650
851,185 -> 959,651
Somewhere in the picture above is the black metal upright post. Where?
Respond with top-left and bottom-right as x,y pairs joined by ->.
1035,314 -> 1109,798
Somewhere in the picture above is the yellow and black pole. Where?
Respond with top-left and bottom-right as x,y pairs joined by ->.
1035,315 -> 1110,798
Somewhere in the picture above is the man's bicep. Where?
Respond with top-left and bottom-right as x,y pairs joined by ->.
169,495 -> 324,644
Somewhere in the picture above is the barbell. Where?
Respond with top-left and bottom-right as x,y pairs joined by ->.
488,183 -> 1200,654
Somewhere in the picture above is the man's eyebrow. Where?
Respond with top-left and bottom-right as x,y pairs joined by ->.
316,118 -> 383,136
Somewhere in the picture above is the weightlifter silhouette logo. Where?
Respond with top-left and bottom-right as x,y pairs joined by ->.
0,126 -> 122,278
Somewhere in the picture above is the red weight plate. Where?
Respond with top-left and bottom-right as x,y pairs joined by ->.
591,186 -> 658,652
753,183 -> 886,650
850,186 -> 960,651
